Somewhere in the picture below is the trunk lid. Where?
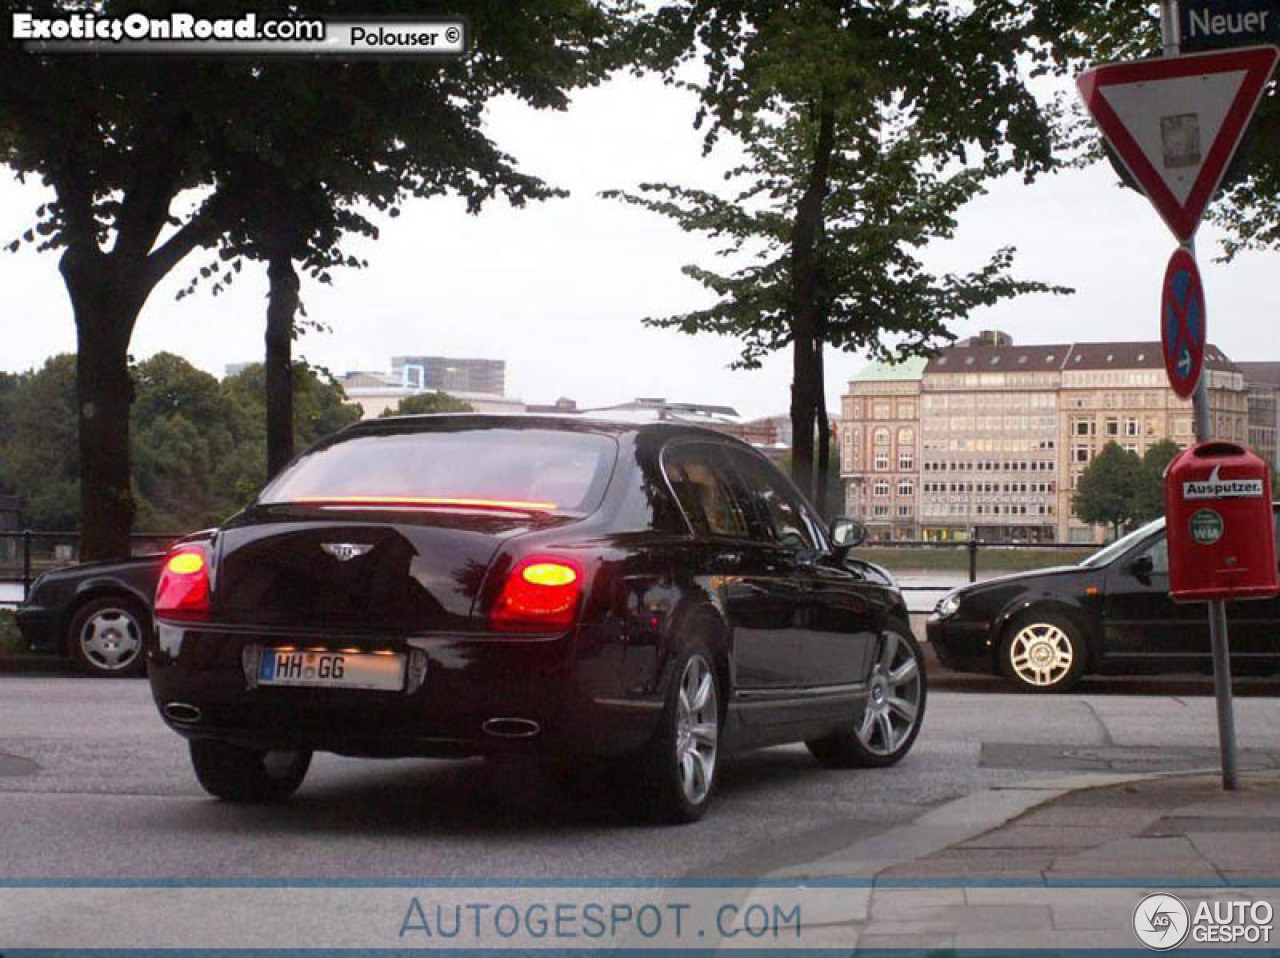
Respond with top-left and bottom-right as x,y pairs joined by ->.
212,506 -> 562,633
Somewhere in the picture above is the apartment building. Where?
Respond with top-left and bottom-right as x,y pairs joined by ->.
1238,362 -> 1280,472
840,335 -> 1249,543
840,357 -> 925,541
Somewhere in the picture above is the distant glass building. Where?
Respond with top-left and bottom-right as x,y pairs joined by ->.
391,356 -> 505,396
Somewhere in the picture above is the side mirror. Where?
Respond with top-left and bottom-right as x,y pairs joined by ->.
1128,554 -> 1155,582
829,517 -> 867,556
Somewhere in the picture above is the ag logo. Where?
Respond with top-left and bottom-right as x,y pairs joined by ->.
1134,893 -> 1190,950
1189,509 -> 1224,546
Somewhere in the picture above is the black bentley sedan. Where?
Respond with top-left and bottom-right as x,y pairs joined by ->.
17,555 -> 164,677
148,415 -> 926,822
928,505 -> 1280,692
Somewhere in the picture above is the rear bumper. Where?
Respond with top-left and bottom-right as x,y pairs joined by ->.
147,621 -> 658,759
14,605 -> 57,652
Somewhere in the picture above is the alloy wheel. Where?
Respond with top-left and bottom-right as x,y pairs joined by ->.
856,630 -> 923,757
1009,622 -> 1074,688
674,655 -> 718,806
78,607 -> 144,673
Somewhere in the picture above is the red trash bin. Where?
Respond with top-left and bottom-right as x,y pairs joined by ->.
1164,441 -> 1279,603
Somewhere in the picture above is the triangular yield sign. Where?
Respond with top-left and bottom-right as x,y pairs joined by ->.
1077,46 -> 1279,242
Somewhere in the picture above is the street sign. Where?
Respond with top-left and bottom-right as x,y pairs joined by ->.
1161,247 -> 1207,398
1180,0 -> 1280,52
1077,46 -> 1279,241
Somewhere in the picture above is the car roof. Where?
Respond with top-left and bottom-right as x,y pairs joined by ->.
340,412 -> 763,450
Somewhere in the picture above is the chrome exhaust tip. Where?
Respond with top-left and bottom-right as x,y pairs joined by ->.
163,702 -> 202,725
482,717 -> 541,739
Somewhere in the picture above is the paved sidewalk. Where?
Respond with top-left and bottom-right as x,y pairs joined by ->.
773,770 -> 1280,952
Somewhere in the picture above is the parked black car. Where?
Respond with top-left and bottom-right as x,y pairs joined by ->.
16,555 -> 164,677
148,415 -> 926,823
928,505 -> 1280,692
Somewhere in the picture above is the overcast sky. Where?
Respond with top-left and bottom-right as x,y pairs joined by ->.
2,69 -> 1278,420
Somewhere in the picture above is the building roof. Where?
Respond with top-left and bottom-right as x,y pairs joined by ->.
1238,362 -> 1280,387
849,356 -> 928,382
926,341 -> 1239,374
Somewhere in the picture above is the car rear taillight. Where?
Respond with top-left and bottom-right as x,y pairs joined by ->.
155,545 -> 211,619
489,557 -> 584,634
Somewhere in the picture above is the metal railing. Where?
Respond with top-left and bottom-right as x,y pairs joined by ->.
0,531 -> 184,602
1,529 -> 1102,610
852,539 -> 1100,614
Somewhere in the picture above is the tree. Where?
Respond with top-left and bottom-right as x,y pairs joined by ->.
619,0 -> 1066,510
0,353 -> 359,533
213,363 -> 363,512
1133,438 -> 1183,523
1,0 -> 620,557
380,393 -> 475,418
1072,441 -> 1144,538
0,356 -> 80,530
180,0 -> 619,482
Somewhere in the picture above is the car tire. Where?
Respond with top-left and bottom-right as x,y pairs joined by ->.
66,596 -> 150,678
806,619 -> 927,769
189,740 -> 312,803
999,612 -> 1087,693
631,643 -> 721,825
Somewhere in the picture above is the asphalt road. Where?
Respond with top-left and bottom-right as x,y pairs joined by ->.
2,678 -> 1278,882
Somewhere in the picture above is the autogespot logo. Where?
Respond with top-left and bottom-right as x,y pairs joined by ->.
1134,893 -> 1191,950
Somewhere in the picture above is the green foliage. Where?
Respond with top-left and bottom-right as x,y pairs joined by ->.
379,393 -> 475,418
616,0 -> 1072,507
0,353 -> 360,532
0,355 -> 80,530
1072,442 -> 1145,537
1134,439 -> 1183,523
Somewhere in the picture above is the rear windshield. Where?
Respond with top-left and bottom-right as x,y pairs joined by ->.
258,427 -> 618,515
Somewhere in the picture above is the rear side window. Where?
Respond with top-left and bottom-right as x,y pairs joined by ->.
727,448 -> 820,553
662,443 -> 751,538
259,427 -> 617,514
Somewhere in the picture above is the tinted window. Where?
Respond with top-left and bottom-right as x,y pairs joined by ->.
727,449 -> 819,552
663,443 -> 751,538
259,427 -> 617,514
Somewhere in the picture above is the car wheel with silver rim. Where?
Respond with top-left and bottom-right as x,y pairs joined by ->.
634,643 -> 721,823
66,596 -> 150,678
807,619 -> 927,768
1000,611 -> 1086,693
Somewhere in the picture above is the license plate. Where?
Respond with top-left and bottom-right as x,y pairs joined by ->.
258,650 -> 405,691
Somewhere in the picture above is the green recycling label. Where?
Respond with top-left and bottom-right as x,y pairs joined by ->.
1189,509 -> 1224,545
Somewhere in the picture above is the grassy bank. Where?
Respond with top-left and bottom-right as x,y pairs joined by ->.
851,546 -> 1090,576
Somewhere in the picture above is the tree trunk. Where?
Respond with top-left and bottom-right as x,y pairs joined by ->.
788,91 -> 837,504
814,340 -> 831,519
61,250 -> 144,561
265,253 -> 300,479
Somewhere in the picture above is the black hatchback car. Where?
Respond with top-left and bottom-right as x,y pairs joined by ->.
148,415 -> 926,823
928,505 -> 1280,692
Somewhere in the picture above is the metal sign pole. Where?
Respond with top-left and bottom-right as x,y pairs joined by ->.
1160,0 -> 1240,791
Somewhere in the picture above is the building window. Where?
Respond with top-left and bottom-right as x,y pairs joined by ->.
898,451 -> 915,471
897,480 -> 914,497
874,453 -> 889,471
872,505 -> 889,517
1126,418 -> 1140,436
897,504 -> 913,517
873,402 -> 891,420
873,427 -> 890,446
1105,418 -> 1119,436
873,481 -> 890,497
1074,446 -> 1090,464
